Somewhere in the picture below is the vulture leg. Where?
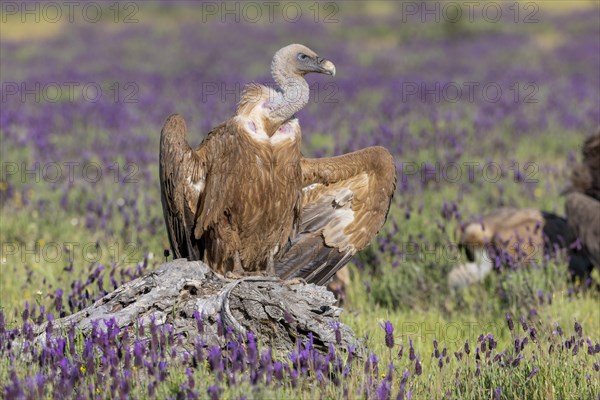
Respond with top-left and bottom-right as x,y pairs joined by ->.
159,114 -> 209,261
233,251 -> 243,273
276,146 -> 396,285
266,251 -> 276,276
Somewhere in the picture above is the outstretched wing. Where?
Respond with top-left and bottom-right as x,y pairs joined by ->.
566,192 -> 600,267
159,114 -> 210,260
276,146 -> 396,285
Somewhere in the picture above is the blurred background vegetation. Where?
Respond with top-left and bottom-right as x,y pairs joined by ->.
1,3 -> 599,395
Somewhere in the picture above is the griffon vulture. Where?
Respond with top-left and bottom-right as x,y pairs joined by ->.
160,44 -> 396,286
448,207 -> 593,289
565,130 -> 600,269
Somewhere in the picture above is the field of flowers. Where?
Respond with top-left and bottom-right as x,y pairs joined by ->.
1,1 -> 599,399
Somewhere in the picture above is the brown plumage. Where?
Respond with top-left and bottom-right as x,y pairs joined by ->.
448,208 -> 546,290
449,206 -> 594,289
449,208 -> 547,289
160,44 -> 396,285
459,208 -> 545,263
565,130 -> 600,268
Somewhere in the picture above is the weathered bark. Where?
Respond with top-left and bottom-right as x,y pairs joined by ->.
35,259 -> 356,353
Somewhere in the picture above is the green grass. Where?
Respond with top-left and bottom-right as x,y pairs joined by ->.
1,2 -> 599,397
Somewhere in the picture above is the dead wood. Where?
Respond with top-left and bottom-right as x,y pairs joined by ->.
34,259 -> 357,354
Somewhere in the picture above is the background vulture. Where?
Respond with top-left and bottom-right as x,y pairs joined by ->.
160,44 -> 396,286
448,130 -> 600,289
565,130 -> 600,269
448,208 -> 594,289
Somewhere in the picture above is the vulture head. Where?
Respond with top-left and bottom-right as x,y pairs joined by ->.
264,44 -> 336,124
272,44 -> 336,79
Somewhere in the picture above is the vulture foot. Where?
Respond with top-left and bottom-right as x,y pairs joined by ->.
282,277 -> 307,286
224,271 -> 278,281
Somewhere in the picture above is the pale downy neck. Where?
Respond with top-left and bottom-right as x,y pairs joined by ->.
269,54 -> 309,122
474,248 -> 493,279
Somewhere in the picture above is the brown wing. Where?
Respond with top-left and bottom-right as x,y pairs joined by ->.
566,192 -> 600,267
159,114 -> 219,260
276,146 -> 396,285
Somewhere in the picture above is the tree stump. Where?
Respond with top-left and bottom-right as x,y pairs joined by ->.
34,259 -> 357,353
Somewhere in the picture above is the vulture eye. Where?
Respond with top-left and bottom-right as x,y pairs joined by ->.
297,53 -> 308,61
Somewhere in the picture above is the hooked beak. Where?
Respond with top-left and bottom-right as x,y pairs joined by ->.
314,57 -> 336,76
459,243 -> 476,263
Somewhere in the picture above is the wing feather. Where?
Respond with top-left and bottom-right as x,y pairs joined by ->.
160,114 -> 231,261
159,114 -> 207,259
276,146 -> 396,285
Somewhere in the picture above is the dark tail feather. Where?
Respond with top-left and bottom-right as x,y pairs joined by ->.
275,234 -> 354,286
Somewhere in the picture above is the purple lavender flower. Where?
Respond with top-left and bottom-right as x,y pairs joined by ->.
587,339 -> 595,355
512,354 -> 523,367
554,322 -> 564,336
521,337 -> 529,352
193,310 -> 204,333
527,367 -> 539,380
520,316 -> 528,332
369,353 -> 379,376
346,344 -> 356,366
397,370 -> 409,400
207,346 -> 223,374
536,290 -> 544,304
22,303 -> 29,323
380,321 -> 394,349
207,385 -> 221,400
455,351 -> 463,361
574,321 -> 583,338
414,357 -> 422,376
329,320 -> 342,345
376,380 -> 391,400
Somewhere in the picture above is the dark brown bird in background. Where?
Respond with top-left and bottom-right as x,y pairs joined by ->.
160,44 -> 396,285
565,130 -> 600,269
